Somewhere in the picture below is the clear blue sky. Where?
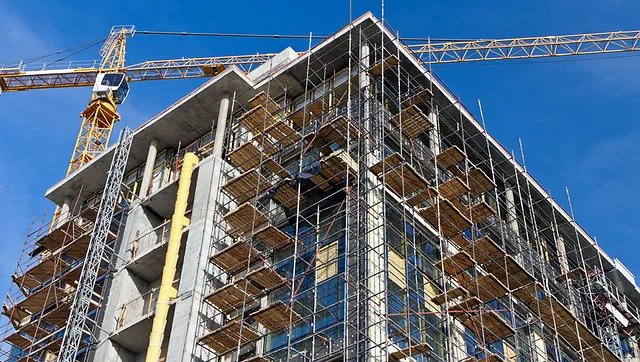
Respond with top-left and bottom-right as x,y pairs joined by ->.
1,0 -> 639,299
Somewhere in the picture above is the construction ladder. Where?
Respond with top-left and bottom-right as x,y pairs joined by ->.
58,127 -> 134,362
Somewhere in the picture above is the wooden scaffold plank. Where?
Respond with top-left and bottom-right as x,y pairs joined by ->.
370,152 -> 405,176
419,197 -> 471,238
198,320 -> 260,353
249,91 -> 280,114
435,251 -> 476,276
401,88 -> 433,108
246,266 -> 285,290
228,142 -> 263,172
462,236 -> 505,265
237,105 -> 279,134
210,241 -> 261,275
250,301 -> 302,331
222,169 -> 272,205
223,203 -> 269,237
369,54 -> 400,76
462,310 -> 514,343
434,146 -> 465,170
253,225 -> 293,249
390,104 -> 433,139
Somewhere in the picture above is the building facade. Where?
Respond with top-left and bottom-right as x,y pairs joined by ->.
2,13 -> 640,362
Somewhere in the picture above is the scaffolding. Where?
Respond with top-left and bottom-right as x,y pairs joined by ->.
0,131 -> 133,362
189,17 -> 639,362
1,14 -> 639,362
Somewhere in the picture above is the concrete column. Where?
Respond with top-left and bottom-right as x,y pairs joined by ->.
166,94 -> 231,362
213,93 -> 230,158
505,186 -> 519,235
138,138 -> 158,198
556,236 -> 569,275
60,196 -> 73,222
429,105 -> 441,155
165,156 -> 225,362
359,41 -> 388,362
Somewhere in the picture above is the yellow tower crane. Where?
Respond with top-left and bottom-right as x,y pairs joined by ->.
2,27 -> 639,177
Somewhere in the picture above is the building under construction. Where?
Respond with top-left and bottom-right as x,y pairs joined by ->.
2,13 -> 640,362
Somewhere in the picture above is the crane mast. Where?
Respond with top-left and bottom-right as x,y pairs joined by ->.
68,26 -> 134,174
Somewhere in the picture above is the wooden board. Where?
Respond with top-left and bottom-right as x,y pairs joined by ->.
390,104 -> 433,139
432,286 -> 468,305
223,203 -> 269,237
467,274 -> 509,302
288,107 -> 314,128
204,283 -> 249,312
249,91 -> 279,114
439,177 -> 470,201
15,258 -> 69,290
250,301 -> 302,331
210,241 -> 261,275
462,310 -> 514,343
237,105 -> 279,134
272,182 -> 304,210
435,251 -> 476,276
463,236 -> 505,265
5,331 -> 33,349
308,173 -> 332,192
434,146 -> 465,170
582,345 -> 622,362
13,284 -> 70,317
419,198 -> 472,238
222,169 -> 271,205
263,159 -> 291,179
451,234 -> 473,249
407,187 -> 438,207
77,204 -> 99,222
228,142 -> 263,172
315,115 -> 359,153
483,255 -> 534,290
389,343 -> 432,361
253,225 -> 293,249
37,220 -> 88,253
369,54 -> 400,76
448,297 -> 482,319
320,150 -> 358,184
468,168 -> 495,196
58,232 -> 94,259
264,121 -> 301,149
370,152 -> 405,176
470,201 -> 496,223
380,163 -> 431,198
401,88 -> 433,108
246,266 -> 285,290
556,267 -> 585,282
198,320 -> 259,353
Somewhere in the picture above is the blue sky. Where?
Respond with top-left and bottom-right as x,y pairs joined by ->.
1,0 -> 639,298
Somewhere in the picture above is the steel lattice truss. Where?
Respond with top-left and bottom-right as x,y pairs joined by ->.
57,128 -> 133,362
405,30 -> 640,63
0,54 -> 279,92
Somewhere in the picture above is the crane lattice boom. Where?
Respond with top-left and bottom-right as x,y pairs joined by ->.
406,30 -> 640,63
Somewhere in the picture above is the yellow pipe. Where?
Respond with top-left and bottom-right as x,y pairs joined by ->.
146,152 -> 199,362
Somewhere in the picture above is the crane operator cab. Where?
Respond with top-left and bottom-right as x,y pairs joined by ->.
92,72 -> 130,105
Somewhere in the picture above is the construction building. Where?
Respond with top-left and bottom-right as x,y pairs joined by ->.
2,12 -> 640,362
